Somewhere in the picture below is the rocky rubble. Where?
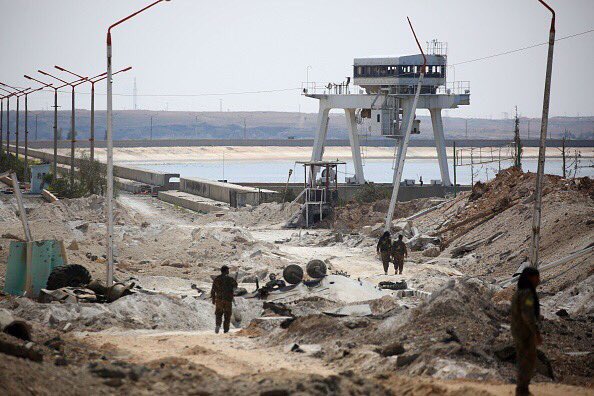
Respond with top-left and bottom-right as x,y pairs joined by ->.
258,277 -> 593,385
1,293 -> 263,332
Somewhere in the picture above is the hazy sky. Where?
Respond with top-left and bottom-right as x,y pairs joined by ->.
2,0 -> 593,118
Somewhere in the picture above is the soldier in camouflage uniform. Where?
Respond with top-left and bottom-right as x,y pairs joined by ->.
511,267 -> 542,396
376,231 -> 392,275
211,265 -> 238,334
391,234 -> 408,275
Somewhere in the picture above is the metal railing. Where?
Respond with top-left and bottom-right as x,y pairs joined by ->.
304,187 -> 327,204
436,81 -> 470,95
427,40 -> 448,56
303,80 -> 470,96
301,82 -> 366,96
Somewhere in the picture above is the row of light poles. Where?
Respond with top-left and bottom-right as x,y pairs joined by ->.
3,0 -> 168,287
0,84 -> 29,160
0,65 -> 131,183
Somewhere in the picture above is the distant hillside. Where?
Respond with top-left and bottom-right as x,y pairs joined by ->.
5,110 -> 593,141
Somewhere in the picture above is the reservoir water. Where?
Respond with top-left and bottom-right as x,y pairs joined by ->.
131,158 -> 593,185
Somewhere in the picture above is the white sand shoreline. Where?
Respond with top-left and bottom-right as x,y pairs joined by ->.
43,146 -> 592,164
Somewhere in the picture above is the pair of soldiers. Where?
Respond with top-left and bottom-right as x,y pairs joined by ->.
376,231 -> 408,275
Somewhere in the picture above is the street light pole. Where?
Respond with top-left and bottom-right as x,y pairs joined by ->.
105,0 -> 170,286
24,93 -> 28,179
0,92 -> 9,157
39,70 -> 87,185
55,66 -> 91,186
27,74 -> 66,181
85,67 -> 130,162
6,93 -> 10,154
0,84 -> 29,158
21,86 -> 49,182
52,88 -> 59,179
529,0 -> 556,269
0,94 -> 10,157
0,96 -> 4,157
15,88 -> 31,164
16,94 -> 20,160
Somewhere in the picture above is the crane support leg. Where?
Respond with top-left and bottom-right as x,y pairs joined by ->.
311,101 -> 330,163
430,108 -> 452,186
345,108 -> 365,184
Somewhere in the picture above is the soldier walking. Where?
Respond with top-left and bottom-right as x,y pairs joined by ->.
377,231 -> 392,275
391,234 -> 408,275
511,267 -> 542,396
211,265 -> 238,334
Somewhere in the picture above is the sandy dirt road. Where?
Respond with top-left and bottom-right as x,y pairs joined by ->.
82,329 -> 334,378
81,330 -> 593,396
250,229 -> 462,292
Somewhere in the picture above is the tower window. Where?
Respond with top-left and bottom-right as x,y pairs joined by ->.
377,114 -> 381,123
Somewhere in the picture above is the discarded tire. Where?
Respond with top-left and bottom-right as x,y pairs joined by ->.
283,265 -> 304,285
46,264 -> 91,290
306,259 -> 327,279
0,308 -> 31,341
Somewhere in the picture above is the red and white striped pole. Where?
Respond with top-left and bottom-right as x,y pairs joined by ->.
105,0 -> 169,286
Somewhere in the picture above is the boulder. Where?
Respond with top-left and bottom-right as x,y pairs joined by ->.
407,234 -> 441,251
379,342 -> 405,357
422,245 -> 441,258
391,220 -> 413,238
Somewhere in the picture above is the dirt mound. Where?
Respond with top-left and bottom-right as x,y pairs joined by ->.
438,168 -> 589,240
380,278 -> 503,350
375,278 -> 593,384
323,197 -> 439,232
420,168 -> 593,296
233,201 -> 301,227
28,194 -> 136,225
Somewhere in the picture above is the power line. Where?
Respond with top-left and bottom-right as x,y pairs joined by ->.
10,28 -> 593,99
36,86 -> 302,98
451,28 -> 594,66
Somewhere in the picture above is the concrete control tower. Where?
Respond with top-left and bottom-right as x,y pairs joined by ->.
305,41 -> 470,186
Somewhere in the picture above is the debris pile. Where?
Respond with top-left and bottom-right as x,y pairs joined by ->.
435,167 -> 589,245
231,201 -> 301,227
2,293 -> 263,332
372,278 -> 508,378
416,168 -> 594,294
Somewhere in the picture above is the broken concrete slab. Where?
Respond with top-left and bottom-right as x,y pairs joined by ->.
391,220 -> 413,238
407,234 -> 441,251
323,304 -> 372,317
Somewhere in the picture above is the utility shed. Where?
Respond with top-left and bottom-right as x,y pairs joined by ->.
29,163 -> 51,194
